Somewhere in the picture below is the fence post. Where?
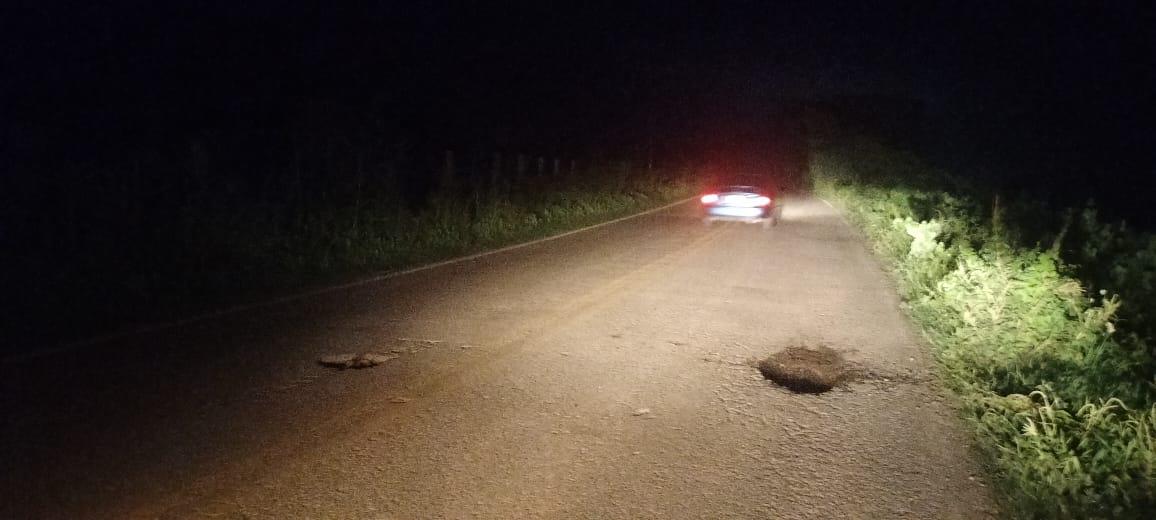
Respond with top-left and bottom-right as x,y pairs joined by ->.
490,152 -> 503,201
440,150 -> 456,192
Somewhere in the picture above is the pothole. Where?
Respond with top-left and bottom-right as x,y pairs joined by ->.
757,345 -> 849,394
318,352 -> 397,369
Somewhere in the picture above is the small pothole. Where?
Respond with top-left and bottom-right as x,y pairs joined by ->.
318,352 -> 397,369
757,345 -> 849,394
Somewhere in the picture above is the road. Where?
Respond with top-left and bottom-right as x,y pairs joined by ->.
1,196 -> 995,519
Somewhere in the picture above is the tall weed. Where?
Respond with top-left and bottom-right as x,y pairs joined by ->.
812,141 -> 1156,518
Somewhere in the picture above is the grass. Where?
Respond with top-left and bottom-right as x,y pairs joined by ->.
4,165 -> 693,354
810,137 -> 1156,519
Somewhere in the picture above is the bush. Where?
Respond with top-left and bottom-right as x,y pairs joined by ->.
3,163 -> 693,353
812,141 -> 1156,518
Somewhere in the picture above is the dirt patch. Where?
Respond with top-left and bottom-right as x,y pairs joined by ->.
757,346 -> 848,394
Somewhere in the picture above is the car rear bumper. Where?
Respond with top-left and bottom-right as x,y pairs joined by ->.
703,206 -> 771,223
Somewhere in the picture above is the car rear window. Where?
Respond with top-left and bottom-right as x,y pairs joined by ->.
722,185 -> 759,193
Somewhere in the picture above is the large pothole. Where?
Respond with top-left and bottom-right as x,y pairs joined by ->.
757,345 -> 849,394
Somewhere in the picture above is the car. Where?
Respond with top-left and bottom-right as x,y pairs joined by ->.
699,184 -> 781,228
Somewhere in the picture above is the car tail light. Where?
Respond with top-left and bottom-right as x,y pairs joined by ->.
700,194 -> 719,204
755,196 -> 771,206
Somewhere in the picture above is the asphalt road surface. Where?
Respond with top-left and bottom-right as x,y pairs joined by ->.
1,196 -> 996,519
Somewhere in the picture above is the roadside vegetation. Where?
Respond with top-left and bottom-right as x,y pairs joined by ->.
3,143 -> 691,353
811,136 -> 1156,518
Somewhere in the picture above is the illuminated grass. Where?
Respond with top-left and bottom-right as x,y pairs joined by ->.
812,141 -> 1156,519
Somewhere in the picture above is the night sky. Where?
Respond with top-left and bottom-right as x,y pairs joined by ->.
3,1 -> 1154,221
